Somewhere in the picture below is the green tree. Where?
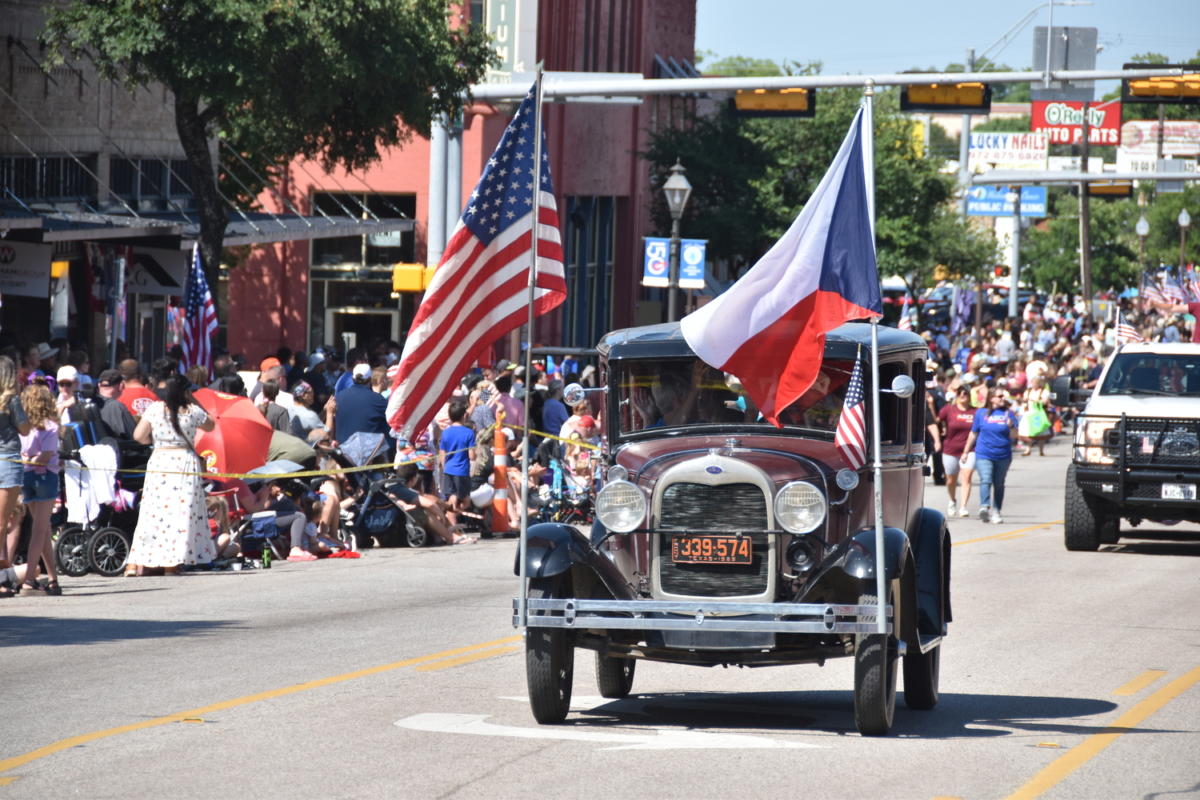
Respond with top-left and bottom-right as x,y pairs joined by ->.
42,0 -> 493,292
1021,192 -> 1143,292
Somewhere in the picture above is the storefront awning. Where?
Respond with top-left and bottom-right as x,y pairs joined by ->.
0,208 -> 412,248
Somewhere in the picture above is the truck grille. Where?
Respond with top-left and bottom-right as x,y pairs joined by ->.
656,482 -> 771,598
1118,418 -> 1200,467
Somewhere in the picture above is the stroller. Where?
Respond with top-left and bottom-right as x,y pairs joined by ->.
533,438 -> 594,526
55,438 -> 149,578
209,459 -> 311,562
332,432 -> 432,549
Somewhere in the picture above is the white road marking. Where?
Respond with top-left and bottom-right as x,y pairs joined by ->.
395,713 -> 823,750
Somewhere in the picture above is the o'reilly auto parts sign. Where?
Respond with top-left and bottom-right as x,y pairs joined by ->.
1032,99 -> 1121,146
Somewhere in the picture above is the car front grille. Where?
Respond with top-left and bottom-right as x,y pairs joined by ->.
656,482 -> 771,598
1117,418 -> 1200,467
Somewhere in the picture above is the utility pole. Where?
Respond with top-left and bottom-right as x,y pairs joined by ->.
959,49 -> 975,216
1078,102 -> 1093,315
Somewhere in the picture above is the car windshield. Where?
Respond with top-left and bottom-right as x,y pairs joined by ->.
614,357 -> 856,436
1100,353 -> 1200,396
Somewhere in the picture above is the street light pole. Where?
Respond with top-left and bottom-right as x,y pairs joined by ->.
662,160 -> 692,322
1179,208 -> 1191,271
1136,214 -> 1149,271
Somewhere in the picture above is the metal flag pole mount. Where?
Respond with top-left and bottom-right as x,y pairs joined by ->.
862,79 -> 887,636
517,63 -> 546,630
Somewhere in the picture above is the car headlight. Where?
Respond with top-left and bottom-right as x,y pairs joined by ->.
774,481 -> 826,534
1077,418 -> 1116,465
595,480 -> 646,533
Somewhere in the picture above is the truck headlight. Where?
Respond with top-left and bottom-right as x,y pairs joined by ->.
1077,419 -> 1116,465
774,481 -> 826,533
595,480 -> 646,532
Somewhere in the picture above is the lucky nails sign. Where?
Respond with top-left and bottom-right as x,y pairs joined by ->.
1031,99 -> 1122,146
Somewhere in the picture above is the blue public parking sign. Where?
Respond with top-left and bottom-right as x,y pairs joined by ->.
966,185 -> 1048,217
679,239 -> 707,289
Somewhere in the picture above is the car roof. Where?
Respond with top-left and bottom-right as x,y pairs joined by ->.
597,321 -> 927,361
1112,342 -> 1200,355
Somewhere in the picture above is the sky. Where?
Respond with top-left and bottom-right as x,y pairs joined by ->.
695,0 -> 1199,96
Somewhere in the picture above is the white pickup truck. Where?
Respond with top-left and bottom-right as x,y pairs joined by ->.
1056,342 -> 1200,551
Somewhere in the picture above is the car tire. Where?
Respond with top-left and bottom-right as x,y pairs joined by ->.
525,574 -> 574,724
1064,464 -> 1104,551
595,653 -> 636,699
55,525 -> 91,577
853,593 -> 897,737
903,643 -> 940,710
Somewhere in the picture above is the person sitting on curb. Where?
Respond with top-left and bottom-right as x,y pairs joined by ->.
393,462 -> 476,545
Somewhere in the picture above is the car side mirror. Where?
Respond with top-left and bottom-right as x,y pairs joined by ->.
1051,375 -> 1072,407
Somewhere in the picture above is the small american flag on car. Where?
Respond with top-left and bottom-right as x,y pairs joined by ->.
834,358 -> 868,470
1116,312 -> 1144,344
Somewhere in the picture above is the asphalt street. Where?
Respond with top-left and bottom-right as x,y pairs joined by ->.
1,434 -> 1198,800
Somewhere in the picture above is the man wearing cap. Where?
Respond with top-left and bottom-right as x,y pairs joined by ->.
333,362 -> 390,454
93,369 -> 137,439
55,365 -> 82,423
288,381 -> 327,443
249,357 -> 286,401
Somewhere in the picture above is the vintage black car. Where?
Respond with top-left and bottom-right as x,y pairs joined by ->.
513,321 -> 951,736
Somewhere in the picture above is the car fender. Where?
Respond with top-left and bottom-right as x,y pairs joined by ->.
909,507 -> 952,634
839,526 -> 911,583
513,522 -> 637,600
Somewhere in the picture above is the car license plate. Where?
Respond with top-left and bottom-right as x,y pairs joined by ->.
671,535 -> 752,565
1161,483 -> 1197,501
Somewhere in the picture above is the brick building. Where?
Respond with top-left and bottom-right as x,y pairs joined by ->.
229,0 -> 699,361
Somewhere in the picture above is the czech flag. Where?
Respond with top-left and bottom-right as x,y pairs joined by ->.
680,108 -> 882,426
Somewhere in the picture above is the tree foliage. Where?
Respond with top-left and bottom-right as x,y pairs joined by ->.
42,0 -> 494,289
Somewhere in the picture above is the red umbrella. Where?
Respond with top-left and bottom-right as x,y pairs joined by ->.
193,388 -> 273,476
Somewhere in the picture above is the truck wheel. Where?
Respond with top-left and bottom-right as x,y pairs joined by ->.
595,653 -> 636,699
1064,464 -> 1103,551
1098,516 -> 1121,545
853,593 -> 896,736
903,643 -> 940,710
526,575 -> 574,724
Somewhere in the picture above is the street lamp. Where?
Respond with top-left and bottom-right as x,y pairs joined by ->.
1135,214 -> 1150,270
1179,208 -> 1191,271
662,160 -> 692,322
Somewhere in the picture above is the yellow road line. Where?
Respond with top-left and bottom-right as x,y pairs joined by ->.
1004,665 -> 1200,800
0,634 -> 521,775
415,645 -> 521,672
953,521 -> 1060,547
1112,669 -> 1167,697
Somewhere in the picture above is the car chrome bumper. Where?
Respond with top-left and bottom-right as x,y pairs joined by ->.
512,598 -> 892,635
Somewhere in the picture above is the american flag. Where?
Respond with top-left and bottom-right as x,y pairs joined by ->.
834,359 -> 868,470
181,243 -> 218,377
1116,311 -> 1144,343
386,82 -> 566,439
1162,273 -> 1186,304
1141,273 -> 1166,305
898,311 -> 913,331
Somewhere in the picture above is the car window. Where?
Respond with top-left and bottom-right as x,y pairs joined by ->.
614,357 -> 856,436
1100,353 -> 1200,396
877,361 -> 908,446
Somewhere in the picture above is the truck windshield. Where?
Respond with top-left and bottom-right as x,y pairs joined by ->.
1100,353 -> 1200,396
615,357 -> 857,435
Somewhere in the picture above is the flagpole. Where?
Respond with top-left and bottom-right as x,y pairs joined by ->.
862,80 -> 887,637
518,63 -> 546,629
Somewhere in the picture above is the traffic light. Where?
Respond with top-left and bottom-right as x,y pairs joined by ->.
392,262 -> 436,292
730,88 -> 815,118
900,82 -> 992,113
993,265 -> 1009,279
1121,64 -> 1200,105
1087,180 -> 1134,199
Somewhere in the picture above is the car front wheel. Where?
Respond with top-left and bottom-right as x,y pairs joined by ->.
903,643 -> 940,710
1064,464 -> 1106,551
853,593 -> 897,736
595,653 -> 636,699
525,575 -> 574,724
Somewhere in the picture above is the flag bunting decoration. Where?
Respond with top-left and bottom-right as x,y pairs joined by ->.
834,357 -> 868,469
181,243 -> 218,377
679,108 -> 882,426
1116,311 -> 1144,344
386,83 -> 566,440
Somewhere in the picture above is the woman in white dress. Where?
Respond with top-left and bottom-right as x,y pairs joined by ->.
126,373 -> 216,576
